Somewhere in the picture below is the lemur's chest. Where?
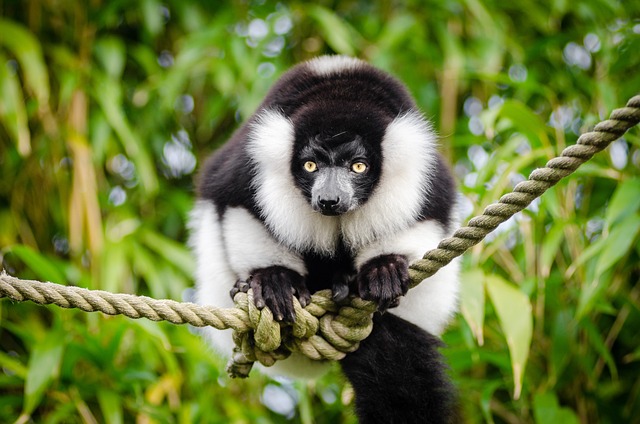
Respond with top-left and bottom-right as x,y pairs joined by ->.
302,240 -> 355,293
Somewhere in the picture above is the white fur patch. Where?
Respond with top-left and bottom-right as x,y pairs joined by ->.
394,258 -> 460,336
189,200 -> 237,357
222,207 -> 307,278
247,110 -> 340,254
306,55 -> 365,76
354,220 -> 446,268
341,112 -> 438,250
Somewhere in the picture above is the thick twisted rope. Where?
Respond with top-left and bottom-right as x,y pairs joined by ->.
1,94 -> 639,378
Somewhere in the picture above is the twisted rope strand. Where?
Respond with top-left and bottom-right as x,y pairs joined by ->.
1,94 -> 638,378
0,272 -> 250,331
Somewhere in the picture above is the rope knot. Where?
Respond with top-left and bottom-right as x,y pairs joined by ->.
226,289 -> 377,377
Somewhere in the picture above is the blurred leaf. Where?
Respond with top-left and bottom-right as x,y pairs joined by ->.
533,392 -> 579,424
306,6 -> 360,56
0,18 -> 50,103
142,0 -> 164,36
130,44 -> 162,76
23,329 -> 65,415
565,234 -> 605,279
595,213 -> 640,276
5,245 -> 66,284
94,36 -> 126,79
549,310 -> 573,385
97,390 -> 124,424
131,319 -> 171,352
375,14 -> 417,52
582,318 -> 617,379
605,178 -> 640,228
497,99 -> 551,149
139,227 -> 195,276
480,381 -> 501,424
101,240 -> 131,293
460,269 -> 486,345
92,74 -> 159,195
0,52 -> 31,156
0,350 -> 27,379
539,222 -> 566,278
486,275 -> 532,399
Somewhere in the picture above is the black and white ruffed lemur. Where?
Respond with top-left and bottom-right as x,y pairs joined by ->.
189,55 -> 462,423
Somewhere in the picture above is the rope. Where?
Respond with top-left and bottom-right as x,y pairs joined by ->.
1,94 -> 639,378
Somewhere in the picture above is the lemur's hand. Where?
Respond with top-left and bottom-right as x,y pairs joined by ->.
356,254 -> 410,311
231,266 -> 310,322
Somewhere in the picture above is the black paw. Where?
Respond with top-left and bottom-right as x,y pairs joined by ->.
356,254 -> 410,311
331,272 -> 355,303
245,266 -> 310,322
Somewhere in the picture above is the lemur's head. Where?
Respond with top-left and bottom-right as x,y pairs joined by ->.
290,105 -> 388,216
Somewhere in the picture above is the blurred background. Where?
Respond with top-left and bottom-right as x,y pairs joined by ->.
1,1 -> 639,423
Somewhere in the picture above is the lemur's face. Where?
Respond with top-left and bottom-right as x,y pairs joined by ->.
292,131 -> 381,216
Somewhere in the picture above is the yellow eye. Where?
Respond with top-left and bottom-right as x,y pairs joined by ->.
351,162 -> 367,173
304,161 -> 318,172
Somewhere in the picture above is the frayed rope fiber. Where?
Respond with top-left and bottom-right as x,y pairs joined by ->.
1,94 -> 639,378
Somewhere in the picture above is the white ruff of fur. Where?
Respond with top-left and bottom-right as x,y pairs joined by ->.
222,206 -> 307,278
247,110 -> 340,255
188,200 -> 237,358
306,55 -> 365,76
341,111 -> 438,251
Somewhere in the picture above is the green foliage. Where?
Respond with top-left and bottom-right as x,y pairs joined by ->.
1,0 -> 639,422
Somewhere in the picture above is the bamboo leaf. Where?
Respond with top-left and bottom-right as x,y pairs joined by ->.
539,222 -> 566,278
6,245 -> 66,284
595,213 -> 640,276
486,275 -> 532,399
605,178 -> 640,228
577,213 -> 640,319
0,18 -> 50,103
533,392 -> 579,424
549,310 -> 573,385
582,318 -> 618,379
94,36 -> 126,79
307,6 -> 359,56
139,227 -> 195,276
498,99 -> 551,148
0,52 -> 31,155
141,0 -> 164,37
97,390 -> 124,424
23,330 -> 65,415
460,269 -> 486,345
92,74 -> 159,195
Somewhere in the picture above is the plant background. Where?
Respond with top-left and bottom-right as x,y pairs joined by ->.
1,1 -> 639,423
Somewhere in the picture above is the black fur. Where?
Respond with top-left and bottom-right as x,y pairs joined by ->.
260,64 -> 416,118
419,155 -> 457,231
197,125 -> 259,219
341,313 -> 462,424
302,238 -> 355,296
